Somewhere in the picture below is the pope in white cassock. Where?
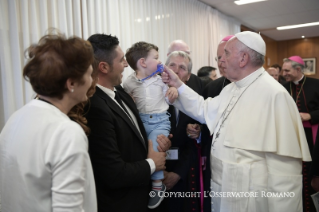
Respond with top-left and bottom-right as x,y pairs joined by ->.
162,31 -> 311,212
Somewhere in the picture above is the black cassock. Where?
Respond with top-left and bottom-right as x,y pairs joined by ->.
283,76 -> 319,212
158,74 -> 203,212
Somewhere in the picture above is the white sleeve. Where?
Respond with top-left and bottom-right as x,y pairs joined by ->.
46,122 -> 90,212
265,153 -> 303,212
174,85 -> 206,123
145,159 -> 156,174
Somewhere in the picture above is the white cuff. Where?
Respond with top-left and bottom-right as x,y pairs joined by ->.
177,83 -> 186,95
146,158 -> 156,174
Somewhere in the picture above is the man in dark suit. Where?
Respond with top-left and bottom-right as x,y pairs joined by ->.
85,34 -> 171,212
158,51 -> 202,212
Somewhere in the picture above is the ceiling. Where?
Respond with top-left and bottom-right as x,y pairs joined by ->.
198,0 -> 319,41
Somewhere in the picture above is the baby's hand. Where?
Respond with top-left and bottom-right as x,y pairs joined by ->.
166,87 -> 178,104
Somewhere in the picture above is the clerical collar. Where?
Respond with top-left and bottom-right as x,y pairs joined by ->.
234,67 -> 264,88
97,84 -> 117,99
293,75 -> 304,85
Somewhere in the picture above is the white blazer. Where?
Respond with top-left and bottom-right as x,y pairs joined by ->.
0,99 -> 97,212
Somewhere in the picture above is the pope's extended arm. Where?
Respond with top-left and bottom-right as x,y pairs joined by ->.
173,84 -> 221,126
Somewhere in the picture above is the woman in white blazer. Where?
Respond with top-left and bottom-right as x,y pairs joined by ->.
0,33 -> 97,212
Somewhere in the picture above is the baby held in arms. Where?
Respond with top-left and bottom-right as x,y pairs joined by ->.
123,41 -> 177,209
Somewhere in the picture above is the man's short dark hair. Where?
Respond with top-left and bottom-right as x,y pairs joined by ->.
271,64 -> 282,71
197,66 -> 216,77
87,34 -> 119,66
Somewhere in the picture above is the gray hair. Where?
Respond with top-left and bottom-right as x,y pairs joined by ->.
236,40 -> 265,67
283,58 -> 304,72
165,51 -> 192,73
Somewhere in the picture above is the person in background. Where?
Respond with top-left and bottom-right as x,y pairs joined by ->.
166,41 -> 203,212
159,51 -> 202,212
85,34 -> 171,212
167,40 -> 203,94
282,56 -> 319,212
188,35 -> 234,211
0,33 -> 97,212
197,66 -> 217,80
167,40 -> 191,56
197,66 -> 217,87
163,31 -> 311,212
123,41 -> 178,209
266,67 -> 280,82
201,35 -> 234,98
271,63 -> 286,84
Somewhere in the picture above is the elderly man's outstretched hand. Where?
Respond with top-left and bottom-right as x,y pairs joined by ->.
162,66 -> 183,88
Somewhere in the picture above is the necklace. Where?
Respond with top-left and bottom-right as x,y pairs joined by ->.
290,76 -> 306,102
36,96 -> 54,106
212,71 -> 264,147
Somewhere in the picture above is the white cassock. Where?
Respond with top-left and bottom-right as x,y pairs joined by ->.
174,67 -> 311,212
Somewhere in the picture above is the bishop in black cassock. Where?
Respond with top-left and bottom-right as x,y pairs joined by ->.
283,56 -> 319,212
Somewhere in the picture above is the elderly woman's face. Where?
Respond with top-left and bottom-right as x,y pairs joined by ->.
72,65 -> 93,103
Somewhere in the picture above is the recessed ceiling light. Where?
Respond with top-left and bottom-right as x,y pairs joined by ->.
301,36 -> 305,38
277,22 -> 319,30
234,0 -> 267,5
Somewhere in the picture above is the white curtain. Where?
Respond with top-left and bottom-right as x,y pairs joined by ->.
0,0 -> 83,131
0,0 -> 240,131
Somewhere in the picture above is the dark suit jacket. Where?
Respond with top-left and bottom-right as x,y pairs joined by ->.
202,76 -> 231,99
167,74 -> 203,179
85,85 -> 151,212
